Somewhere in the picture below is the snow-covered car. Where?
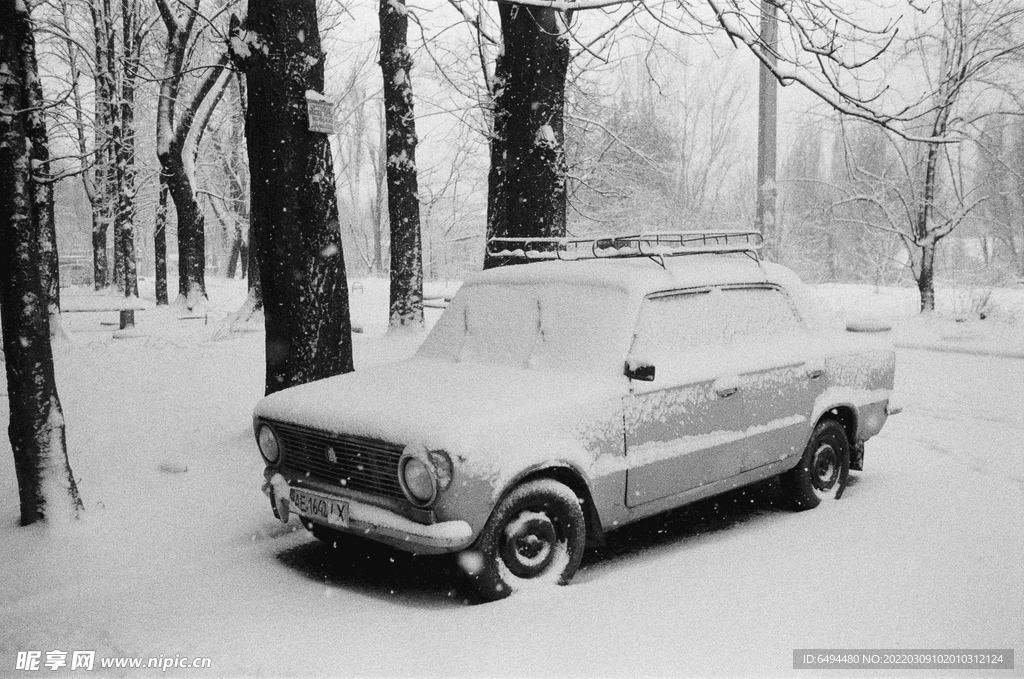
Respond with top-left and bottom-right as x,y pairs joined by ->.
253,232 -> 897,600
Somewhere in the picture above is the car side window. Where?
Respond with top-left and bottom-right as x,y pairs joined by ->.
631,286 -> 802,359
631,290 -> 718,359
718,286 -> 803,341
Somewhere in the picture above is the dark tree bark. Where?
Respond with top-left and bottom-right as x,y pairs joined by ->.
484,5 -> 569,269
230,1 -> 353,394
22,13 -> 61,335
379,0 -> 423,328
912,104 -> 951,313
154,175 -> 169,305
116,0 -> 142,327
1,0 -> 84,526
221,76 -> 251,282
156,0 -> 230,308
917,241 -> 936,312
89,0 -> 117,289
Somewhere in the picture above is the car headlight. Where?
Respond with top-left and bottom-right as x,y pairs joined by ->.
257,424 -> 280,464
427,450 -> 453,490
399,455 -> 436,506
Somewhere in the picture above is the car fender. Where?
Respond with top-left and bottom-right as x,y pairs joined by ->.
493,460 -> 607,546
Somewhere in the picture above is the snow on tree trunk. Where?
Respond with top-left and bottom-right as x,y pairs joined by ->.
164,155 -> 207,308
379,0 -> 424,329
913,132 -> 945,314
755,0 -> 778,261
90,0 -> 116,290
155,0 -> 231,310
1,0 -> 84,526
21,14 -> 62,337
155,176 -> 169,305
115,0 -> 141,327
230,0 -> 354,395
918,241 -> 937,313
484,4 -> 569,269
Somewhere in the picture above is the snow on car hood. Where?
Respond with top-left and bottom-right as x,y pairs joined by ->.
254,356 -> 627,483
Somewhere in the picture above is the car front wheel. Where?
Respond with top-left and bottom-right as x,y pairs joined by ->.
780,419 -> 851,511
461,478 -> 586,601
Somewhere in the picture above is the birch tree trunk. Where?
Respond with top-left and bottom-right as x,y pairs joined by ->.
379,0 -> 423,329
230,0 -> 353,394
484,5 -> 569,269
1,0 -> 84,526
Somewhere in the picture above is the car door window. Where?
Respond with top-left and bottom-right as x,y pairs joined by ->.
631,289 -> 718,357
718,286 -> 802,343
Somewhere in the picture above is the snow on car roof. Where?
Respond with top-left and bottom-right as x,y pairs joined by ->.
464,253 -> 791,300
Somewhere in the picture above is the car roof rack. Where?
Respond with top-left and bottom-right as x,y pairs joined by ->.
487,231 -> 763,267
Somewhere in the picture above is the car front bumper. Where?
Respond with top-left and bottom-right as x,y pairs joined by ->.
263,472 -> 474,555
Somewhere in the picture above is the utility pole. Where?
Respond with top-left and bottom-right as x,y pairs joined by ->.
755,0 -> 778,260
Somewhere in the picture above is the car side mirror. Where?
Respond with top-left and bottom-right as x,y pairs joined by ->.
625,359 -> 655,382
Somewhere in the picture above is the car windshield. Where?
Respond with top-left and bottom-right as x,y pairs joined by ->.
417,281 -> 635,375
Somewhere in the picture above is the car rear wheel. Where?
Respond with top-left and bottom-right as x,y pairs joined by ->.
461,478 -> 586,601
780,419 -> 850,511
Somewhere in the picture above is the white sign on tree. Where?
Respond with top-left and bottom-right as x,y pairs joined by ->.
305,90 -> 335,134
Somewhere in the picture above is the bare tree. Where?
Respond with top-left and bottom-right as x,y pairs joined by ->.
113,0 -> 146,327
24,0 -> 63,337
975,113 -> 1024,276
831,0 -> 1024,311
229,0 -> 354,395
1,0 -> 84,526
483,3 -> 570,268
155,0 -> 231,309
379,0 -> 424,328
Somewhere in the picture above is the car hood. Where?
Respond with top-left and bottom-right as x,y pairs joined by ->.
254,356 -> 626,482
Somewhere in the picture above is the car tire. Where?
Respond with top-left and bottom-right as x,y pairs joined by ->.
780,419 -> 850,511
462,478 -> 586,601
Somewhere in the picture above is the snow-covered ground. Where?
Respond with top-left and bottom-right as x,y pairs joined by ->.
1,277 -> 1021,677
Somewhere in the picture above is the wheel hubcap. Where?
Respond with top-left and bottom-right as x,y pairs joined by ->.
811,443 -> 839,493
501,513 -> 557,579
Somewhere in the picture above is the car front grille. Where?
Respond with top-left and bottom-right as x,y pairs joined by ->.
272,422 -> 406,502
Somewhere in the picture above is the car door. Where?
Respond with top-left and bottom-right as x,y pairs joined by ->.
714,285 -> 825,472
623,289 -> 748,508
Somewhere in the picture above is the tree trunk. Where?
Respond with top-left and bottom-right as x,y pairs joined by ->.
155,176 -> 169,305
115,0 -> 141,326
165,149 -> 207,307
370,124 -> 387,274
232,0 -> 353,394
22,15 -> 61,335
90,0 -> 116,290
379,0 -> 424,329
1,0 -> 84,526
918,240 -> 936,312
155,1 -> 231,309
755,0 -> 778,261
226,231 -> 242,278
484,4 -> 569,269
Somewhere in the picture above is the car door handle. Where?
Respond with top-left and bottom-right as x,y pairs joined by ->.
716,386 -> 739,399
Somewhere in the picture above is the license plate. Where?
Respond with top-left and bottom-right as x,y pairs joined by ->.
289,488 -> 349,527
